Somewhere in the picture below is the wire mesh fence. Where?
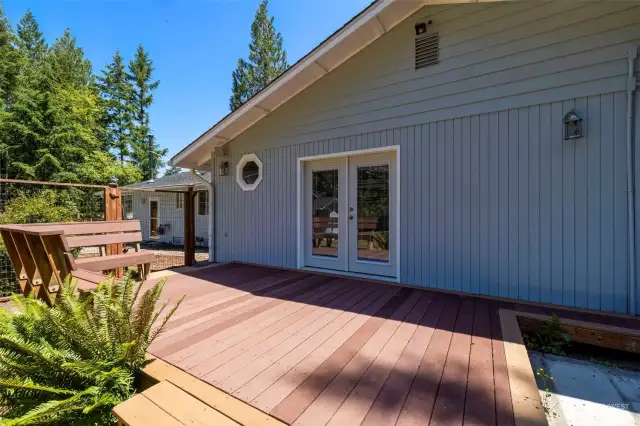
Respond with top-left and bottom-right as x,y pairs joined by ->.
0,179 -> 107,297
122,189 -> 209,272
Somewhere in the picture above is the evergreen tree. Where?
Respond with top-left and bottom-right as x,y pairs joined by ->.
48,28 -> 92,88
96,50 -> 134,162
16,9 -> 46,61
0,2 -> 22,107
127,45 -> 166,180
164,166 -> 182,176
229,0 -> 288,111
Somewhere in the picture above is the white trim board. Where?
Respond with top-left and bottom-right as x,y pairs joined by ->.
296,145 -> 401,282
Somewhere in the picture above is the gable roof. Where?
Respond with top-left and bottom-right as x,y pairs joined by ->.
170,0 -> 429,169
122,171 -> 211,190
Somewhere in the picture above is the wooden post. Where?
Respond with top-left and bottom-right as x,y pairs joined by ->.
184,188 -> 195,267
104,187 -> 123,276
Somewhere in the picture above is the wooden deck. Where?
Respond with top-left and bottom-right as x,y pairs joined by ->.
148,263 -> 640,426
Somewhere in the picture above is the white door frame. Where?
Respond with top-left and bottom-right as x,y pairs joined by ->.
148,197 -> 159,240
296,145 -> 400,282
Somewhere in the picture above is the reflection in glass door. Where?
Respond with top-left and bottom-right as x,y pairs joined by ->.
355,165 -> 390,262
149,200 -> 159,240
303,151 -> 396,278
348,152 -> 396,277
304,158 -> 347,271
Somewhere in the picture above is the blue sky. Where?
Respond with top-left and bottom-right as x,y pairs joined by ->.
3,0 -> 371,169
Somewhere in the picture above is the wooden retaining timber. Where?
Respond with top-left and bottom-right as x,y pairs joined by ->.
112,357 -> 286,426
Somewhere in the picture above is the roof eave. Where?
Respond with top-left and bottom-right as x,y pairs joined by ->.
170,0 -> 427,169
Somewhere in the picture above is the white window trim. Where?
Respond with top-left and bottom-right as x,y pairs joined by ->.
236,153 -> 263,191
198,191 -> 209,216
122,192 -> 133,220
176,193 -> 184,210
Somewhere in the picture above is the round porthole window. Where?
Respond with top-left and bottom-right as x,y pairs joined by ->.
236,153 -> 263,191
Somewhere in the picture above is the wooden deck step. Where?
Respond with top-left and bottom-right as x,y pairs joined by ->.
141,358 -> 286,426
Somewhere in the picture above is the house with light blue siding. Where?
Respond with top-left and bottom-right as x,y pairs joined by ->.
170,0 -> 640,316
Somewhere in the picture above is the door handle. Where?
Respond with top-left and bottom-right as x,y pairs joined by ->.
349,215 -> 354,220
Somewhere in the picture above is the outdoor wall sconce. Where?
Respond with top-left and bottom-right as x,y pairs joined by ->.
563,109 -> 583,140
219,160 -> 229,176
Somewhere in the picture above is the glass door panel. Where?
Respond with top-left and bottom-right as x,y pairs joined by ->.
356,165 -> 390,262
311,169 -> 340,258
348,152 -> 396,277
304,158 -> 347,271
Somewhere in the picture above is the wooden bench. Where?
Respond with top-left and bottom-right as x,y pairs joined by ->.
43,221 -> 153,279
0,221 -> 154,304
312,216 -> 380,248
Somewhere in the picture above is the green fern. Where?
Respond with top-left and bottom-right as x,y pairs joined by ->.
0,273 -> 184,425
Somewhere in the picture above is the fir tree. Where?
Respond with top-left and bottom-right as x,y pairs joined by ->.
48,28 -> 92,88
127,45 -> 166,180
16,9 -> 46,61
229,0 -> 288,111
164,166 -> 182,176
96,50 -> 134,162
0,2 -> 22,107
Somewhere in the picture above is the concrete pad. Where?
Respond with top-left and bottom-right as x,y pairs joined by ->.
529,352 -> 640,426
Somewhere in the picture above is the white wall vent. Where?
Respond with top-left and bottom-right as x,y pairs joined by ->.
415,32 -> 439,70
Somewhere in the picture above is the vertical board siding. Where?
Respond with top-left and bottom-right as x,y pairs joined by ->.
213,93 -> 630,313
129,191 -> 208,246
227,2 -> 640,155
206,2 -> 640,313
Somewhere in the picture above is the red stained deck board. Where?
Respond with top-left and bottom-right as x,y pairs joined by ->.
270,288 -> 414,425
166,278 -> 348,366
395,296 -> 460,426
291,289 -> 424,426
361,293 -> 447,426
254,286 -> 399,414
463,300 -> 496,426
241,285 -> 387,407
151,275 -> 331,357
186,282 -> 371,377
326,291 -> 435,426
165,271 -> 306,328
230,283 -> 381,400
203,282 -> 365,385
148,264 -> 640,426
429,299 -> 475,425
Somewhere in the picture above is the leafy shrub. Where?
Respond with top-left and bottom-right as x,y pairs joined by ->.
522,314 -> 571,356
0,189 -> 79,256
0,189 -> 79,225
0,274 -> 184,425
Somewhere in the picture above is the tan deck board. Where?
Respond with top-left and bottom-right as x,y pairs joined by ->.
146,263 -> 640,426
234,284 -> 381,402
189,284 -> 363,378
396,297 -> 460,426
491,301 -> 516,426
326,291 -> 434,426
153,275 -> 328,358
291,290 -> 423,426
205,282 -> 360,385
173,278 -> 344,370
158,275 -> 337,351
463,300 -> 496,426
143,381 -> 240,426
251,286 -> 397,414
429,299 -> 475,425
113,394 -> 183,426
361,293 -> 445,426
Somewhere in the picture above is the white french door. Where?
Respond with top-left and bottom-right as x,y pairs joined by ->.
303,151 -> 397,278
